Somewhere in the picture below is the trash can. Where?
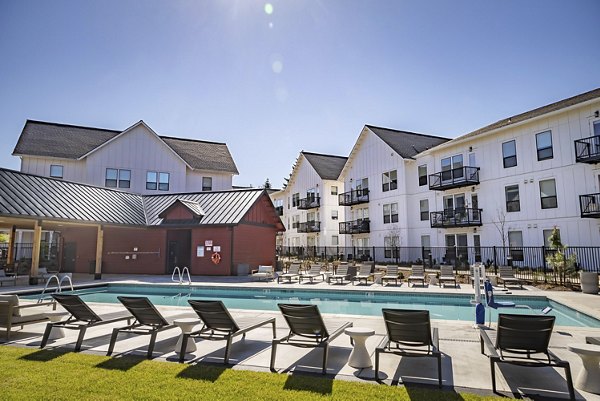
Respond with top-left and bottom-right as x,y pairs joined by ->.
236,264 -> 249,276
581,272 -> 599,294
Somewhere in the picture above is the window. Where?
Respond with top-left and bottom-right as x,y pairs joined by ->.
355,177 -> 368,190
508,231 -> 523,247
383,203 -> 398,224
419,199 -> 429,221
331,235 -> 339,246
384,236 -> 399,258
594,120 -> 600,135
331,186 -> 338,195
331,210 -> 338,220
539,179 -> 557,209
291,215 -> 299,229
382,170 -> 397,192
49,165 -> 63,178
441,155 -> 463,180
118,169 -> 131,188
106,169 -> 118,188
502,140 -> 517,168
202,177 -> 212,191
159,173 -> 170,191
536,131 -> 553,161
505,185 -> 520,212
543,228 -> 560,247
292,193 -> 300,207
418,165 -> 427,186
146,171 -> 169,191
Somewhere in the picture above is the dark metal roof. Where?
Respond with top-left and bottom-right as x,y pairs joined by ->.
365,125 -> 449,159
302,152 -> 347,180
12,120 -> 239,174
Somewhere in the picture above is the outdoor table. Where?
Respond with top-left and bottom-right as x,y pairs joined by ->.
567,343 -> 600,394
44,311 -> 69,340
173,318 -> 201,354
345,327 -> 375,368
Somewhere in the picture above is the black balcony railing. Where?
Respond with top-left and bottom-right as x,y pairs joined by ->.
429,166 -> 480,190
275,206 -> 284,216
580,193 -> 600,218
338,189 -> 369,206
430,208 -> 483,228
297,196 -> 320,210
297,221 -> 321,233
339,218 -> 370,234
574,135 -> 600,164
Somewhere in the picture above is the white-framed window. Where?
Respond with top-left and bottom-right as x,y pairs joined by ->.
383,203 -> 398,224
292,193 -> 300,207
331,235 -> 339,246
106,168 -> 131,188
146,171 -> 169,191
49,165 -> 63,179
543,228 -> 560,247
508,231 -> 523,247
331,186 -> 338,195
331,210 -> 338,220
539,179 -> 557,209
505,185 -> 520,212
291,215 -> 299,229
419,199 -> 429,221
502,140 -> 517,168
418,164 -> 427,186
202,177 -> 212,191
536,130 -> 553,161
441,154 -> 463,181
384,236 -> 400,258
382,170 -> 397,192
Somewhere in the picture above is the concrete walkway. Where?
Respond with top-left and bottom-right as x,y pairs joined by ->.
1,274 -> 599,400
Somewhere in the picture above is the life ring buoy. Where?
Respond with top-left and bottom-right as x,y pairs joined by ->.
211,252 -> 221,265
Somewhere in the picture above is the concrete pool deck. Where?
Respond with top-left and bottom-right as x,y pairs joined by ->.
1,273 -> 599,400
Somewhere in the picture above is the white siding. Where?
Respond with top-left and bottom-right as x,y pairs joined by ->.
186,170 -> 233,192
20,157 -> 87,183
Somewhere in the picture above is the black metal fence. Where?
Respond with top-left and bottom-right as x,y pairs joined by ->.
0,242 -> 58,265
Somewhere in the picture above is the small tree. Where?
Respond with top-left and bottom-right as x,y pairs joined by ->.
0,232 -> 8,243
492,209 -> 507,249
545,227 -> 577,286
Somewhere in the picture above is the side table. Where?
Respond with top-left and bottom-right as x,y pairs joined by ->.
45,311 -> 69,340
568,343 -> 600,394
345,327 -> 375,368
173,318 -> 201,354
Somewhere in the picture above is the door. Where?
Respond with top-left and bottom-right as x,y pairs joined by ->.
167,241 -> 178,274
445,235 -> 456,265
62,242 -> 77,273
166,230 -> 192,274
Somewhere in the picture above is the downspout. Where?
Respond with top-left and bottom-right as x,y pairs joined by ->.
229,226 -> 235,276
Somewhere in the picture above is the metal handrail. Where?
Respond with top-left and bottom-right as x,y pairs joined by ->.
38,273 -> 74,302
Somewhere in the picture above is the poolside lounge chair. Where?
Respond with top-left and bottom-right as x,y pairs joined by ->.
251,265 -> 274,281
407,265 -> 426,287
107,296 -> 176,359
270,304 -> 353,374
375,309 -> 442,387
299,264 -> 325,283
352,264 -> 374,285
0,269 -> 17,287
179,300 -> 276,363
328,264 -> 351,285
40,294 -> 133,351
498,266 -> 523,289
277,263 -> 301,283
439,265 -> 457,288
381,265 -> 401,286
0,295 -> 56,340
479,314 -> 575,400
586,336 -> 600,345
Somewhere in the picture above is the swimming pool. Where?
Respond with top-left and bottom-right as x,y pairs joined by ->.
26,283 -> 600,328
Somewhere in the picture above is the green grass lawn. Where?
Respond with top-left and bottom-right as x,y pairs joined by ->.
0,346 -> 500,400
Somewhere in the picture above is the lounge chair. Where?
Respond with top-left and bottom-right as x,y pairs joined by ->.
375,309 -> 442,387
107,296 -> 176,359
251,265 -> 274,281
179,300 -> 276,363
439,265 -> 457,288
328,264 -> 351,285
40,294 -> 133,351
586,336 -> 600,345
277,263 -> 301,283
270,304 -> 352,374
299,264 -> 325,283
381,265 -> 401,286
479,314 -> 575,400
0,269 -> 17,287
352,264 -> 374,285
407,265 -> 426,287
0,295 -> 56,340
498,266 -> 523,289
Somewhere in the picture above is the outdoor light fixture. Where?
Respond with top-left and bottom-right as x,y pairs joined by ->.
595,110 -> 599,118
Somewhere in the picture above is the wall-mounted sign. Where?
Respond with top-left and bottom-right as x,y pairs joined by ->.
197,246 -> 205,257
205,240 -> 213,247
213,246 -> 221,252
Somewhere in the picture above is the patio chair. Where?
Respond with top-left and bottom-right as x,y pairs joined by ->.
40,294 -> 133,351
375,309 -> 442,387
270,304 -> 352,374
352,264 -> 374,285
250,265 -> 274,281
498,266 -> 523,289
179,300 -> 276,363
407,265 -> 426,287
0,269 -> 17,287
107,296 -> 176,359
439,265 -> 457,288
586,336 -> 600,345
380,265 -> 401,286
299,264 -> 325,283
479,314 -> 575,400
328,264 -> 351,285
0,295 -> 56,340
277,263 -> 301,283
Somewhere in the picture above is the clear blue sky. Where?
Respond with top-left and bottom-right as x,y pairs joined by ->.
1,0 -> 599,188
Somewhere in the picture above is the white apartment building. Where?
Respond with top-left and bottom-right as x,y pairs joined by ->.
271,151 -> 347,249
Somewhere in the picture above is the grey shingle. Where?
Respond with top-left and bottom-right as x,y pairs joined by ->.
162,136 -> 239,174
366,125 -> 450,159
302,152 -> 347,180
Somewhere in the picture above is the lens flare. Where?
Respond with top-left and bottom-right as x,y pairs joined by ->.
264,3 -> 273,15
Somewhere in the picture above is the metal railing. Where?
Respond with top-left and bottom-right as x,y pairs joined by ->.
580,193 -> 600,218
338,189 -> 369,206
339,218 -> 370,234
0,242 -> 58,265
297,196 -> 320,210
429,166 -> 480,190
297,221 -> 321,233
574,135 -> 600,163
430,208 -> 483,228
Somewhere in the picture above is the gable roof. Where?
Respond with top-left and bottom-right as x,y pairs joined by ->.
365,125 -> 450,159
302,152 -> 347,180
157,199 -> 205,219
12,120 -> 239,174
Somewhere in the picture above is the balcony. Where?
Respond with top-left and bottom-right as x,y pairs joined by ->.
428,166 -> 480,191
430,208 -> 483,228
297,196 -> 320,210
575,136 -> 600,164
339,218 -> 370,234
338,189 -> 369,206
580,193 -> 600,218
297,221 -> 321,233
275,206 -> 283,216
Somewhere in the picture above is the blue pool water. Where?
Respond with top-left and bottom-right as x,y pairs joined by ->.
27,283 -> 600,328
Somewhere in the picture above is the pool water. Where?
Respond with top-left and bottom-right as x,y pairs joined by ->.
27,283 -> 600,328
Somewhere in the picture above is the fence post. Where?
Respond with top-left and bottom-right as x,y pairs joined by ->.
542,246 -> 547,283
372,246 -> 376,263
395,247 -> 399,265
493,246 -> 497,273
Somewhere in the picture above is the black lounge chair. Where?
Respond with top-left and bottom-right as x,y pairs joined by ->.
375,309 -> 442,387
107,296 -> 176,359
278,263 -> 301,283
381,265 -> 401,286
40,294 -> 132,351
328,264 -> 351,285
479,314 -> 575,400
439,265 -> 457,288
299,264 -> 325,283
586,336 -> 600,345
179,300 -> 276,363
270,304 -> 352,374
407,265 -> 426,287
352,264 -> 374,285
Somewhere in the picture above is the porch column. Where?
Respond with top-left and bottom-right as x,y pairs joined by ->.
94,225 -> 104,280
6,225 -> 16,265
30,220 -> 42,285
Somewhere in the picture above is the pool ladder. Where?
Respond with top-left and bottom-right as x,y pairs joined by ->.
171,266 -> 191,285
38,274 -> 74,302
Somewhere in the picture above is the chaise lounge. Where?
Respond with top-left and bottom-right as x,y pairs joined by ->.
299,264 -> 325,283
407,265 -> 426,287
352,264 -> 374,285
380,265 -> 401,286
277,263 -> 301,283
328,264 -> 351,285
439,265 -> 457,288
498,266 -> 523,289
